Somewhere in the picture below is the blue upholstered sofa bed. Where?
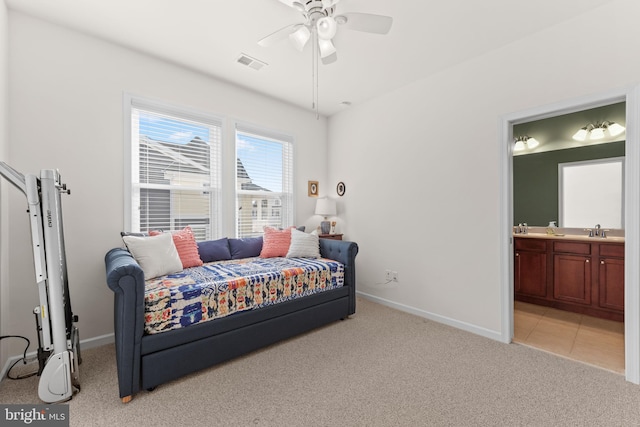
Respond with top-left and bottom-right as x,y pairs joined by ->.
105,236 -> 358,403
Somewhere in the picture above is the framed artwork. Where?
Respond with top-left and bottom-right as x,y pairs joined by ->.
336,181 -> 346,196
308,180 -> 319,197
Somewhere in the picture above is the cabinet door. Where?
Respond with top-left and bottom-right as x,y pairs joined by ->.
553,254 -> 591,305
599,257 -> 624,311
515,251 -> 547,297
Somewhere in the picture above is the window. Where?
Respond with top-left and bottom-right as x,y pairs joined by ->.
126,96 -> 222,240
236,124 -> 294,237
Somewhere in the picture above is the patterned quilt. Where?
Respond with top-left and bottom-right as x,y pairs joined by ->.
144,257 -> 345,334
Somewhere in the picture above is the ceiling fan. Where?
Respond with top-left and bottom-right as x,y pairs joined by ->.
258,0 -> 393,65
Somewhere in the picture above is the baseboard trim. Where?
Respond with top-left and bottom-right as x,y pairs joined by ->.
356,291 -> 503,342
0,333 -> 114,383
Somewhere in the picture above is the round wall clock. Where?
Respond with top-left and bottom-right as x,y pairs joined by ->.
336,181 -> 346,196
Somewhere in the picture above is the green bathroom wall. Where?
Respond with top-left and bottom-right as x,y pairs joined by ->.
513,141 -> 625,226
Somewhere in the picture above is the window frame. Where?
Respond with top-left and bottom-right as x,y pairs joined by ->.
124,94 -> 223,239
234,122 -> 295,237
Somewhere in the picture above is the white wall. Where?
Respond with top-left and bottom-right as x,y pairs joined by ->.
5,11 -> 328,356
0,0 -> 9,369
328,0 -> 640,338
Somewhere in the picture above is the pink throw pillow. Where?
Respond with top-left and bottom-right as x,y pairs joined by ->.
260,227 -> 294,258
150,226 -> 203,268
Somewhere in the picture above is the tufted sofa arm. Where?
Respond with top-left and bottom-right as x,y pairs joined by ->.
319,239 -> 359,315
105,248 -> 146,399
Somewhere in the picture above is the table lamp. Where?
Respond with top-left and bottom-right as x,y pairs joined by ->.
315,197 -> 336,234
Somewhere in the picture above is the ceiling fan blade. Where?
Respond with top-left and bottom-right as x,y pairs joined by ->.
258,23 -> 301,47
337,12 -> 393,34
321,52 -> 338,65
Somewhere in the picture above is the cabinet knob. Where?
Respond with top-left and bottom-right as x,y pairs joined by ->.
515,253 -> 519,257
586,259 -> 590,263
601,260 -> 605,264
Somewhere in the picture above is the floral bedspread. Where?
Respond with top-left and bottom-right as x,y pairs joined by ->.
144,257 -> 344,334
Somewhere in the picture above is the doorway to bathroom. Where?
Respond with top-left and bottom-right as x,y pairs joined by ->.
499,86 -> 640,384
510,102 -> 626,373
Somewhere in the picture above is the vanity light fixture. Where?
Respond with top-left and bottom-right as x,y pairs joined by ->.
514,136 -> 539,151
572,121 -> 626,141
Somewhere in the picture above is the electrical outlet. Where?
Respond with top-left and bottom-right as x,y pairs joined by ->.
385,269 -> 392,281
392,271 -> 398,282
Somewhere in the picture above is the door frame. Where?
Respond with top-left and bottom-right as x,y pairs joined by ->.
499,85 -> 640,383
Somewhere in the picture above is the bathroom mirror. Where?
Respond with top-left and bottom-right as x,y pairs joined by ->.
559,158 -> 624,228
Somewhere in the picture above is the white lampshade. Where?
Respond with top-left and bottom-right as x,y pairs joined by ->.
289,25 -> 311,52
608,122 -> 625,137
590,126 -> 605,140
318,38 -> 337,58
514,140 -> 525,151
526,137 -> 539,149
315,197 -> 336,217
572,128 -> 588,141
317,16 -> 337,40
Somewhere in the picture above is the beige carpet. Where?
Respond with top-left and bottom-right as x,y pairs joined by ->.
2,297 -> 640,426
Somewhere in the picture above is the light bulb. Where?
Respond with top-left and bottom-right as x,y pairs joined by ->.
318,38 -> 336,58
590,126 -> 605,140
289,25 -> 311,51
317,16 -> 337,40
607,122 -> 625,137
572,128 -> 588,141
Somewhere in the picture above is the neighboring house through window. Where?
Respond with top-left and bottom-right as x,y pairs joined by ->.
236,124 -> 294,237
126,96 -> 222,240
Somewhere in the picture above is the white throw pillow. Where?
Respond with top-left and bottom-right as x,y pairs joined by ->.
286,228 -> 320,258
122,233 -> 183,280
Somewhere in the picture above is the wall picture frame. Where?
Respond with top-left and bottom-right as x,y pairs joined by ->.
336,181 -> 346,197
308,180 -> 319,197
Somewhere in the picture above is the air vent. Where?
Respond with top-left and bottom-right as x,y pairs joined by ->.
237,53 -> 267,71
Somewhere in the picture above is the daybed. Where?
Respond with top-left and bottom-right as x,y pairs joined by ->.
105,229 -> 358,403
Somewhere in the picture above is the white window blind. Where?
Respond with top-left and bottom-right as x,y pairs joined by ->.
129,98 -> 222,241
235,124 -> 294,237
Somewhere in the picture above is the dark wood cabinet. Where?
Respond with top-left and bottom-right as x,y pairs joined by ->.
514,239 -> 547,298
514,236 -> 624,322
553,253 -> 591,305
598,244 -> 625,312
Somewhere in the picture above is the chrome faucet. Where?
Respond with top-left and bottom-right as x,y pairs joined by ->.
594,224 -> 601,236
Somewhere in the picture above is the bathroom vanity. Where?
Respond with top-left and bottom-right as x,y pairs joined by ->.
514,233 -> 624,322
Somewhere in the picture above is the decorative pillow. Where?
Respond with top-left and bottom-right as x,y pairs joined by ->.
260,226 -> 294,258
120,231 -> 147,237
286,229 -> 320,258
149,226 -> 203,268
122,233 -> 183,280
198,238 -> 232,263
228,237 -> 263,259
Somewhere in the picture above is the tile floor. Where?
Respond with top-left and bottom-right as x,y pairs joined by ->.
513,301 -> 625,374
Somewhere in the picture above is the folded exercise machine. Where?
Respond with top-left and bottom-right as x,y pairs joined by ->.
0,162 -> 80,403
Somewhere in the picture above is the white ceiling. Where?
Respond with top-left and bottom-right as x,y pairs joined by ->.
5,0 -> 615,116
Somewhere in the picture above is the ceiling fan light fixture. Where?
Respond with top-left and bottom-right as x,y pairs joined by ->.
289,25 -> 311,51
321,0 -> 340,9
317,16 -> 337,40
318,38 -> 336,58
